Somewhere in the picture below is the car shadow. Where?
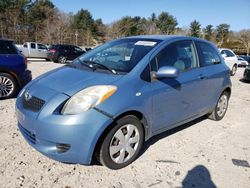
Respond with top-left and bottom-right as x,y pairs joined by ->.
140,115 -> 207,156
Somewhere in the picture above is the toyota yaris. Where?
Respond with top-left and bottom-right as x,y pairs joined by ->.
16,36 -> 231,169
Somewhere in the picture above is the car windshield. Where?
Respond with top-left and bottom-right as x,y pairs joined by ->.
73,38 -> 161,73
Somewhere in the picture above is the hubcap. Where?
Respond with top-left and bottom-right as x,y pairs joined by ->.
217,94 -> 228,117
0,76 -> 14,98
109,124 -> 140,164
59,56 -> 66,63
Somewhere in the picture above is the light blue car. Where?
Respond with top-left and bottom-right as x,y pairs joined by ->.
16,35 -> 231,169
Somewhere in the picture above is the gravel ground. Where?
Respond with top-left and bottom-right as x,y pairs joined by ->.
0,60 -> 250,188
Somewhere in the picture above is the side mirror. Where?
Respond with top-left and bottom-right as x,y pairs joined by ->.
153,66 -> 180,79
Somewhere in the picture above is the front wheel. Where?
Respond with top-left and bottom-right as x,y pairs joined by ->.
97,115 -> 144,169
231,64 -> 237,76
208,91 -> 229,121
0,73 -> 18,99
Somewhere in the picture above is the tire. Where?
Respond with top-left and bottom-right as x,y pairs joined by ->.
208,91 -> 229,121
57,55 -> 67,64
231,64 -> 237,76
45,58 -> 50,61
98,115 -> 144,169
0,73 -> 18,99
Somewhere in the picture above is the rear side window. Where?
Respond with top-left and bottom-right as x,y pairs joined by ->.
38,44 -> 47,50
0,41 -> 17,54
197,42 -> 221,66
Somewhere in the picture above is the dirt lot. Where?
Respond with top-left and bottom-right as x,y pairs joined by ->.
0,60 -> 250,188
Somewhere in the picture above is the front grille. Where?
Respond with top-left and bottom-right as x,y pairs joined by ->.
19,124 -> 36,144
22,95 -> 45,112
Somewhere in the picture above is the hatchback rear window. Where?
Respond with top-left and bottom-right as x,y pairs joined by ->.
0,41 -> 18,54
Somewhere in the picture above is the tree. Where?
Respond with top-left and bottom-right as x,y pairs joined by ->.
110,16 -> 146,37
72,9 -> 96,45
236,30 -> 250,55
203,25 -> 213,41
189,20 -> 201,38
27,0 -> 56,42
156,12 -> 178,34
216,24 -> 230,47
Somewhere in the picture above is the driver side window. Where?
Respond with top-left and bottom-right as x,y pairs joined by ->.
151,41 -> 198,72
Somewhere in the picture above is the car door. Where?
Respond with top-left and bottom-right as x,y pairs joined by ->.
195,41 -> 227,111
29,43 -> 38,57
151,40 -> 208,133
37,44 -> 48,58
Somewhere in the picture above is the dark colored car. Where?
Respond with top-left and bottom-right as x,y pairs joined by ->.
0,39 -> 32,99
47,44 -> 86,63
243,65 -> 250,81
239,55 -> 250,63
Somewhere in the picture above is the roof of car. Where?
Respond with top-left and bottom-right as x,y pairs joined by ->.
125,35 -> 205,42
0,38 -> 14,42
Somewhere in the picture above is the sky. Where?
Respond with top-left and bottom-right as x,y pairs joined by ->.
51,0 -> 250,31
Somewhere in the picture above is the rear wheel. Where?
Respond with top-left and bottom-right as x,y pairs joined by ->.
97,115 -> 144,169
0,73 -> 18,99
231,64 -> 237,76
208,91 -> 229,121
57,56 -> 67,64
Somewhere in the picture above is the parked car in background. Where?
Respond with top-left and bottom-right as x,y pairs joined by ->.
219,48 -> 238,76
239,55 -> 250,64
16,35 -> 231,169
19,42 -> 49,61
237,57 -> 249,67
0,39 -> 32,99
243,65 -> 250,82
47,44 -> 86,63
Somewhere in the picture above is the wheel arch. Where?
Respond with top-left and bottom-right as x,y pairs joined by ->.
0,69 -> 20,88
91,110 -> 149,164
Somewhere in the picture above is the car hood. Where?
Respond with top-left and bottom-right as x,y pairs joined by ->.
31,66 -> 123,96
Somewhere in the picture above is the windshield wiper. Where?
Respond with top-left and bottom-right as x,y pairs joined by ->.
83,60 -> 117,74
75,58 -> 95,71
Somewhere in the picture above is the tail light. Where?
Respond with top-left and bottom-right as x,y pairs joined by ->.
49,49 -> 56,53
24,57 -> 28,65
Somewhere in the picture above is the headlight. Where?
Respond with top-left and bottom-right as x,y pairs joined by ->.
61,85 -> 117,115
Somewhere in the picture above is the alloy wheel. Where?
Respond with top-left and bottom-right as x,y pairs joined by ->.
0,76 -> 14,98
217,94 -> 228,117
58,56 -> 66,63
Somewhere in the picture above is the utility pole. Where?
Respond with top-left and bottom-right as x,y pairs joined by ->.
75,31 -> 78,46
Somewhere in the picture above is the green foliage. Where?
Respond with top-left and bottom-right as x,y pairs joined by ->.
216,24 -> 230,45
189,20 -> 201,38
114,16 -> 146,37
73,9 -> 95,32
156,12 -> 178,34
203,25 -> 213,41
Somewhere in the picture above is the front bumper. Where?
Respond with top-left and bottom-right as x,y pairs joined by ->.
16,93 -> 113,164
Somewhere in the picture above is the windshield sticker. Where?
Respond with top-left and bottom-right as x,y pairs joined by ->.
135,41 -> 157,46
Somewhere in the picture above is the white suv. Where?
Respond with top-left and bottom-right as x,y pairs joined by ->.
219,48 -> 238,76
